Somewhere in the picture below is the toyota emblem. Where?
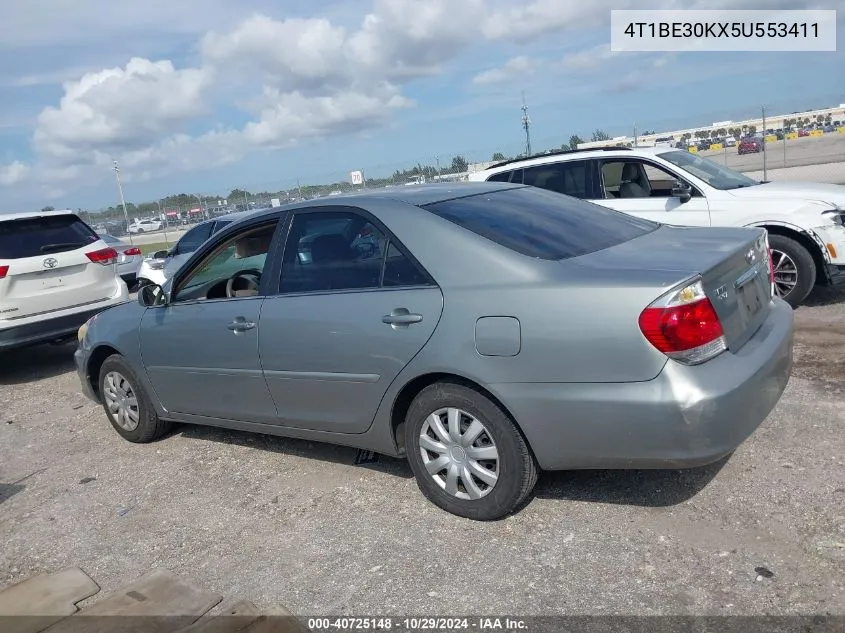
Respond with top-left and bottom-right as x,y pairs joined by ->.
744,249 -> 756,265
42,257 -> 58,269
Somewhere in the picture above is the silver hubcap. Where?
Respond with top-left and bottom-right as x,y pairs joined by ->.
419,407 -> 499,500
771,249 -> 798,298
103,371 -> 140,431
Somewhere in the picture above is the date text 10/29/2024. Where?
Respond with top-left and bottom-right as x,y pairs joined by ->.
308,617 -> 527,631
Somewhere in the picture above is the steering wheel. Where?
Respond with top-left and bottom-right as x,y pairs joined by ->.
225,269 -> 262,298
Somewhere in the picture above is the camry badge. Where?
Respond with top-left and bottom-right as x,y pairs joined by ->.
715,284 -> 728,301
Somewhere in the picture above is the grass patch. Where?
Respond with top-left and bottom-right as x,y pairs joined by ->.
137,241 -> 170,256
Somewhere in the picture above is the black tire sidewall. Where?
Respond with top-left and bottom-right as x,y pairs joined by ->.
404,382 -> 534,521
768,234 -> 815,307
98,354 -> 161,443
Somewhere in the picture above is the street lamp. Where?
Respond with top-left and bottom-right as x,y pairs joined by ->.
112,161 -> 134,247
155,199 -> 170,246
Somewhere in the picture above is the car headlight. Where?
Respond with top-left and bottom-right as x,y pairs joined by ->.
77,314 -> 98,342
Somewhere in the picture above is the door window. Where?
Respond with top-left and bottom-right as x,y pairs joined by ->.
279,211 -> 431,294
174,222 -> 213,254
522,160 -> 589,198
600,159 -> 690,199
172,222 -> 278,303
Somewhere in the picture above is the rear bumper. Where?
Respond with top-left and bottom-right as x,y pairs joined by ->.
494,298 -> 794,471
0,305 -> 110,351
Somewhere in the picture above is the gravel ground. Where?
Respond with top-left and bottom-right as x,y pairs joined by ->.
1,289 -> 844,618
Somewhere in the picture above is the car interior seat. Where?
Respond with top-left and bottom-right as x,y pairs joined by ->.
619,163 -> 652,198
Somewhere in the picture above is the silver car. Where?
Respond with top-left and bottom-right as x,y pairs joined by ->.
97,233 -> 144,288
75,183 -> 793,520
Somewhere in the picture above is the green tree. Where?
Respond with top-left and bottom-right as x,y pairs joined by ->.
568,134 -> 584,149
748,124 -> 757,135
228,188 -> 251,201
450,155 -> 468,172
591,129 -> 610,142
491,152 -> 506,161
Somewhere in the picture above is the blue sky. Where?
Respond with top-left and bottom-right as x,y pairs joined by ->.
0,0 -> 842,210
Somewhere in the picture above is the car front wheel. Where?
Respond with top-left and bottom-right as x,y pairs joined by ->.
404,382 -> 538,520
98,354 -> 171,443
768,234 -> 816,307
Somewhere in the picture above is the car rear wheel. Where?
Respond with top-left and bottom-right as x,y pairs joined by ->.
404,382 -> 538,520
98,354 -> 171,443
768,234 -> 815,307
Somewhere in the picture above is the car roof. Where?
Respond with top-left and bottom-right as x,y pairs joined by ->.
0,209 -> 80,222
474,146 -> 681,176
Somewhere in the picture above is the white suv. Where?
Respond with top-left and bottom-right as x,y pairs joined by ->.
0,210 -> 129,351
469,146 -> 845,306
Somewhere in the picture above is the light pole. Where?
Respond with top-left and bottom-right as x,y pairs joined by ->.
112,161 -> 134,247
193,194 -> 204,221
155,199 -> 170,246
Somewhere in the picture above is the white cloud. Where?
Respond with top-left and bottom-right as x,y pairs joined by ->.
2,0 -> 822,204
0,161 -> 29,186
33,58 -> 213,164
472,56 -> 536,85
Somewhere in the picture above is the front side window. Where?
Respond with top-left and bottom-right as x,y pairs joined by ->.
522,160 -> 589,198
600,159 -> 692,199
279,210 -> 431,294
175,222 -> 213,254
422,186 -> 658,260
172,222 -> 278,303
657,150 -> 759,190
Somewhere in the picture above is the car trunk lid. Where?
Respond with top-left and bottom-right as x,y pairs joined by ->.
569,224 -> 772,353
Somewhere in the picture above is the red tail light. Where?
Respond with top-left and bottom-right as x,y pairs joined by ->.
86,247 -> 118,265
124,247 -> 142,256
0,265 -> 8,279
638,279 -> 727,365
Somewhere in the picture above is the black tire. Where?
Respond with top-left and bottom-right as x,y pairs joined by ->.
136,228 -> 144,234
404,381 -> 538,521
768,234 -> 816,308
98,354 -> 171,443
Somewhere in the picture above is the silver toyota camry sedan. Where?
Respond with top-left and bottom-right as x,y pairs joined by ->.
75,182 -> 793,520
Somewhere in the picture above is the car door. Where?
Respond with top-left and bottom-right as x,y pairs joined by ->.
139,217 -> 284,423
591,158 -> 711,226
258,207 -> 444,434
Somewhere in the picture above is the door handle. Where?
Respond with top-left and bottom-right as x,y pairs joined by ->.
382,309 -> 423,326
227,317 -> 256,333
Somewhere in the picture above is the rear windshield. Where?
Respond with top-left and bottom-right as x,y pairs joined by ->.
422,186 -> 658,260
0,214 -> 100,259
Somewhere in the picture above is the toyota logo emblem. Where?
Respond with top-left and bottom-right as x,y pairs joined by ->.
42,257 -> 58,269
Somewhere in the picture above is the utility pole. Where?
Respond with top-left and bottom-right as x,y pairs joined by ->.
633,124 -> 638,148
112,161 -> 134,247
155,199 -> 170,246
761,105 -> 768,182
521,91 -> 532,157
297,178 -> 303,200
242,189 -> 249,210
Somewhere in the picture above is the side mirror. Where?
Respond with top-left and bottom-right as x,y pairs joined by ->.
152,249 -> 170,260
138,284 -> 167,307
671,181 -> 692,203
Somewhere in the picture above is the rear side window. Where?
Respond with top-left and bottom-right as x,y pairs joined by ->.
487,169 -> 522,183
0,214 -> 100,259
176,222 -> 213,254
522,160 -> 589,198
422,186 -> 658,260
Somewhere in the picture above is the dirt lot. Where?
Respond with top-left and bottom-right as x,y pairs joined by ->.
1,289 -> 844,617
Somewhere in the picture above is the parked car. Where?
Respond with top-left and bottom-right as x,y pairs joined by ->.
724,137 -> 737,147
136,210 -> 259,288
75,183 -> 794,520
97,233 -> 144,289
738,138 -> 762,155
1,210 -> 129,351
469,146 -> 845,306
798,129 -> 810,137
128,218 -> 163,234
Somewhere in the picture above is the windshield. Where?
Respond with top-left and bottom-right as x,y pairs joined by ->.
657,150 -> 760,191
